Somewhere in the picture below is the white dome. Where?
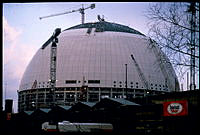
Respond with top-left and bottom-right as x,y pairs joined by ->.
19,21 -> 178,92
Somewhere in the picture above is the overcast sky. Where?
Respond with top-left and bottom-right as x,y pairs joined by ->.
3,2 -> 198,113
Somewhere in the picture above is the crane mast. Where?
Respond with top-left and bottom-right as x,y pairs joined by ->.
41,28 -> 61,107
50,29 -> 61,107
131,54 -> 149,90
39,3 -> 95,24
80,5 -> 85,25
50,40 -> 57,107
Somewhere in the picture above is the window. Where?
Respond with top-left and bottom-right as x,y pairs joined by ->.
65,80 -> 77,84
88,80 -> 100,84
56,93 -> 64,98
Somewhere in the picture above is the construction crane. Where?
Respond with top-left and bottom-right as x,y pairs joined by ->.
130,54 -> 149,90
148,38 -> 175,91
39,3 -> 95,24
41,28 -> 61,107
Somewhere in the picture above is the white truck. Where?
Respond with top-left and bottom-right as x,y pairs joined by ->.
42,121 -> 113,133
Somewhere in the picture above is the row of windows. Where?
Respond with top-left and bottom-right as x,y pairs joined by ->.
30,80 -> 168,90
113,81 -> 167,87
65,80 -> 100,84
88,80 -> 100,84
65,80 -> 77,84
113,85 -> 168,90
64,80 -> 167,87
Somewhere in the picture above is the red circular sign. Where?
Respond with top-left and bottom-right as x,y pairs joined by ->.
167,103 -> 183,115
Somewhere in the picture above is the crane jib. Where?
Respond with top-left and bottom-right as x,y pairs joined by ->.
39,4 -> 95,24
41,28 -> 61,49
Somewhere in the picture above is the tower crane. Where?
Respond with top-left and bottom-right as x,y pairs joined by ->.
130,54 -> 149,91
39,3 -> 95,24
41,28 -> 61,107
148,38 -> 177,91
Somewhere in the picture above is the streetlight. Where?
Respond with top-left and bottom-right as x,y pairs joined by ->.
125,64 -> 128,99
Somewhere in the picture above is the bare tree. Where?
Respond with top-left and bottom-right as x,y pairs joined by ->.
145,2 -> 199,87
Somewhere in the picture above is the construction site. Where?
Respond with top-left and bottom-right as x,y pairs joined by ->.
1,3 -> 199,135
17,3 -> 179,112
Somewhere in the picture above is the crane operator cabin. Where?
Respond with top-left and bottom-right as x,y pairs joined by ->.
18,4 -> 179,112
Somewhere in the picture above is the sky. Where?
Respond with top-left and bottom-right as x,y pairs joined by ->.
2,2 -> 199,113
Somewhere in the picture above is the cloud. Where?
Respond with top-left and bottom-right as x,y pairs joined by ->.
3,16 -> 38,112
3,16 -> 22,42
3,16 -> 38,80
3,16 -> 21,66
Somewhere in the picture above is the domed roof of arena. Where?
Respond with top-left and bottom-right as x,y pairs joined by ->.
19,21 -> 179,92
64,21 -> 145,36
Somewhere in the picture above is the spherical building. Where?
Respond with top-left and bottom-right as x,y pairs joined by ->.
18,21 -> 179,112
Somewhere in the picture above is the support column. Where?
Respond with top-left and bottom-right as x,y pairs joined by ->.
86,88 -> 89,102
98,88 -> 101,101
122,88 -> 125,98
75,87 -> 77,102
110,88 -> 113,98
36,89 -> 38,109
44,88 -> 47,106
64,90 -> 66,103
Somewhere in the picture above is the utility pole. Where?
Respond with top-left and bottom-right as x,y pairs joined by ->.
187,72 -> 189,90
187,2 -> 196,90
4,81 -> 7,100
